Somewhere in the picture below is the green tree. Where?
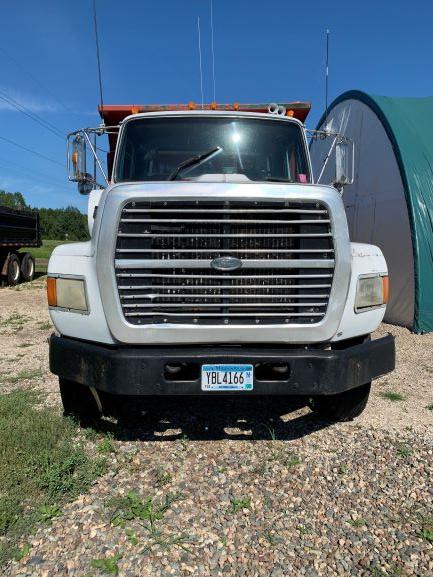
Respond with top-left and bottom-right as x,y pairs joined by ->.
0,190 -> 28,209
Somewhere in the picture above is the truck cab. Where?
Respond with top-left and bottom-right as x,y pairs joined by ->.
47,101 -> 395,423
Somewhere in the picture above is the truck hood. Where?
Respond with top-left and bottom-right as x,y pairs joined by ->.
105,180 -> 340,200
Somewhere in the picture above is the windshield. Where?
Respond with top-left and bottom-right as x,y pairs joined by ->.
115,116 -> 310,183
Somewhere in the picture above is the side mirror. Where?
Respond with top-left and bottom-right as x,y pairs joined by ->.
69,135 -> 95,195
71,135 -> 87,182
334,141 -> 354,191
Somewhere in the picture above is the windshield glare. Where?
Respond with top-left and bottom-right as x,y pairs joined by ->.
115,116 -> 310,183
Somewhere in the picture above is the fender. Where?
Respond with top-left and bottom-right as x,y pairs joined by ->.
332,243 -> 388,342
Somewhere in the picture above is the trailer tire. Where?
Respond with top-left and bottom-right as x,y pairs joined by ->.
20,252 -> 35,282
308,382 -> 371,422
6,253 -> 21,286
59,378 -> 101,424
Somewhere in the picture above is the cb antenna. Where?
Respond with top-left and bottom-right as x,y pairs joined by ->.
92,0 -> 105,120
325,29 -> 330,129
197,16 -> 204,108
210,0 -> 216,101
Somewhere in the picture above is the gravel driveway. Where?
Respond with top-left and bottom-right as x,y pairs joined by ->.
1,280 -> 432,577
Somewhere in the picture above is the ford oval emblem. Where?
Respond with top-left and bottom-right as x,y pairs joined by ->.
211,256 -> 242,272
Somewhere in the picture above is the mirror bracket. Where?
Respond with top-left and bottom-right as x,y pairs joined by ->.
67,125 -> 119,194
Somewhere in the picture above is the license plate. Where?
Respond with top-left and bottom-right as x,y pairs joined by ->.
201,364 -> 254,391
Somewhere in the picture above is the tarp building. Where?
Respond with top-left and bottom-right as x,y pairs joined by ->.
310,90 -> 433,333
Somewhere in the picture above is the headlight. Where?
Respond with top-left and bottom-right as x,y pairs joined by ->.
355,274 -> 389,312
47,277 -> 88,313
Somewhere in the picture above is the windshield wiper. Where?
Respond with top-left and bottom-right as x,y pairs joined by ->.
167,146 -> 223,181
263,176 -> 294,183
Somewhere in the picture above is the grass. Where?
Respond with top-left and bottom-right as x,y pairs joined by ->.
380,391 -> 405,402
0,389 -> 107,568
25,239 -> 74,261
4,368 -> 44,385
0,313 -> 29,332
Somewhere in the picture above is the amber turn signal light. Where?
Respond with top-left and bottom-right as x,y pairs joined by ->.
47,277 -> 57,307
382,276 -> 389,304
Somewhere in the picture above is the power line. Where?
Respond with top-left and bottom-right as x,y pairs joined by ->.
0,135 -> 63,167
0,46 -> 73,114
92,0 -> 105,112
210,0 -> 216,102
0,88 -> 63,135
0,89 -> 64,140
0,155 -> 67,188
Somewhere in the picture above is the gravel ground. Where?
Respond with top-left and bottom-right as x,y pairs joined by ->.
1,278 -> 432,577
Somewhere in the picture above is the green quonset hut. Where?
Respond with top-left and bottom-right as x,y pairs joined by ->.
310,90 -> 433,333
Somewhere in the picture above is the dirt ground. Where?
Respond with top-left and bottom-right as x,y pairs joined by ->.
1,278 -> 432,577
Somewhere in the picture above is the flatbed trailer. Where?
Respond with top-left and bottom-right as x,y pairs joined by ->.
0,205 -> 41,285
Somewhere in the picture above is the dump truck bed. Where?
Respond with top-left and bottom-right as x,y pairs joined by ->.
0,205 -> 41,248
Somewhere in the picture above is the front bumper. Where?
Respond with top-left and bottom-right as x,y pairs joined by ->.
49,334 -> 395,396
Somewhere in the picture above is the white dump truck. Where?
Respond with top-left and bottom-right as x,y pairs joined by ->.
47,101 -> 395,422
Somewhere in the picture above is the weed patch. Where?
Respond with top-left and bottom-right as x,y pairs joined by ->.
228,496 -> 251,514
396,443 -> 413,458
6,368 -> 44,384
155,468 -> 172,487
90,553 -> 122,575
418,516 -> 433,542
97,436 -> 115,455
380,391 -> 405,402
0,389 -> 106,568
108,491 -> 190,553
0,313 -> 29,332
347,518 -> 367,528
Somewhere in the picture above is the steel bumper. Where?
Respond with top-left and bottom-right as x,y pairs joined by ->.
49,333 -> 395,396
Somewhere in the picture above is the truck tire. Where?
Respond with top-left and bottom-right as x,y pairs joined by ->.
6,253 -> 21,286
20,252 -> 35,282
308,382 -> 371,422
59,378 -> 101,424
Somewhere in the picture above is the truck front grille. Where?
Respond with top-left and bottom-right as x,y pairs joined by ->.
115,200 -> 334,325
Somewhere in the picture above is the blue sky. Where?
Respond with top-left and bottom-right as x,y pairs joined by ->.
1,0 -> 432,210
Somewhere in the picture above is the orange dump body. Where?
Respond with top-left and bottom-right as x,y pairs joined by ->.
98,102 -> 311,180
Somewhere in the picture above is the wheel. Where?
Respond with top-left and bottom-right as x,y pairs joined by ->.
6,253 -> 21,286
308,382 -> 371,422
20,252 -> 35,282
59,378 -> 101,423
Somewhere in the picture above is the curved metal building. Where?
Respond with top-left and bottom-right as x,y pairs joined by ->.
311,90 -> 433,333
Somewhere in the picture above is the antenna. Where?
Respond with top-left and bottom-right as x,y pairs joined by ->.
210,0 -> 216,101
197,16 -> 204,108
92,0 -> 105,117
325,29 -> 330,128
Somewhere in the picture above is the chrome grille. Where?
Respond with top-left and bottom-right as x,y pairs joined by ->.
115,200 -> 334,325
